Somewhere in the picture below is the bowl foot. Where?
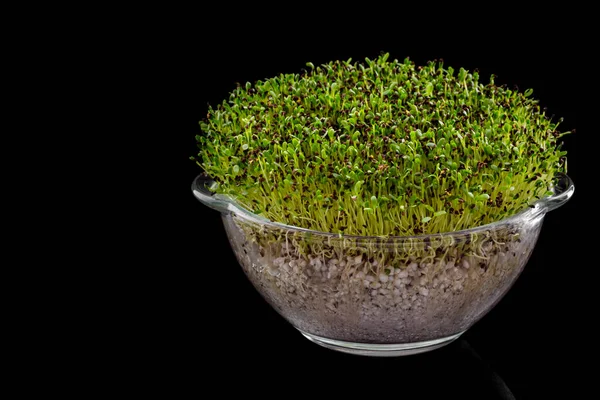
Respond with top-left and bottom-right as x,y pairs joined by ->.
298,330 -> 465,357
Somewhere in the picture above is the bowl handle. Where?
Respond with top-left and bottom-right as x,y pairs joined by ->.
541,174 -> 575,212
191,174 -> 233,214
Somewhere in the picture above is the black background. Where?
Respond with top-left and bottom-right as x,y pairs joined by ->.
168,20 -> 580,399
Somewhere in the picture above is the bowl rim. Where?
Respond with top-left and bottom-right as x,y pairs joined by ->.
192,173 -> 574,240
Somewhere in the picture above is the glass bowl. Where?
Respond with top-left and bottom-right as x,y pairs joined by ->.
192,174 -> 574,356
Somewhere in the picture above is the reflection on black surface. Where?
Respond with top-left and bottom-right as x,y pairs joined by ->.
191,324 -> 516,399
311,339 -> 518,400
452,340 -> 516,400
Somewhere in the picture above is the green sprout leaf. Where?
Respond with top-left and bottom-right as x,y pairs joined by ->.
475,193 -> 490,202
425,82 -> 434,97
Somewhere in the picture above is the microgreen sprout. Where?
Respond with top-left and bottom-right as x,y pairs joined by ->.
194,54 -> 571,237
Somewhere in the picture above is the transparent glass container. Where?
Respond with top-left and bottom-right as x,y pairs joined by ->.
192,174 -> 574,356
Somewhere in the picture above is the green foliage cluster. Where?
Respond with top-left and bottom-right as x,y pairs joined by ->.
195,54 -> 570,236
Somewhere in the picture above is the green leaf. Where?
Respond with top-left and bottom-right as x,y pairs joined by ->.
422,216 -> 432,223
475,193 -> 490,202
353,180 -> 364,193
425,82 -> 434,96
434,210 -> 447,217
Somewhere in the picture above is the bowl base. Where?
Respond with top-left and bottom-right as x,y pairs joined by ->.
298,330 -> 465,357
